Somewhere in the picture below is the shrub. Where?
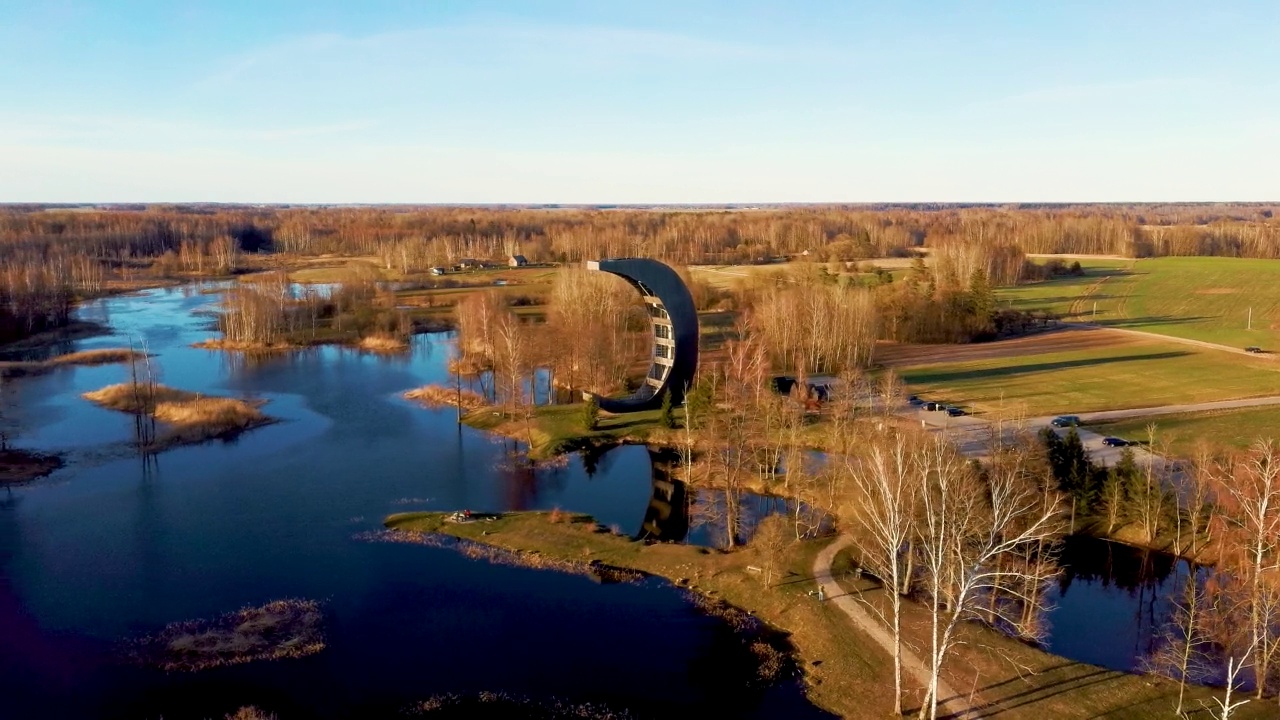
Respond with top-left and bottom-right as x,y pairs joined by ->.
582,395 -> 600,431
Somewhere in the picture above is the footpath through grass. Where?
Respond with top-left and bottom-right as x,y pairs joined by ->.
384,511 -> 1273,719
899,339 -> 1280,415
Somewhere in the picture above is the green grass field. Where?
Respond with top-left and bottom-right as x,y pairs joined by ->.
1004,256 -> 1280,349
899,339 -> 1280,414
995,259 -> 1133,319
1088,406 -> 1280,456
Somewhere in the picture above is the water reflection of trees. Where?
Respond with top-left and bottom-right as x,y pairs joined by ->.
635,447 -> 831,549
1056,537 -> 1181,596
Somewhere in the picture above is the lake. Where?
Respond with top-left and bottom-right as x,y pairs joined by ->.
0,284 -> 1195,718
0,285 -> 830,720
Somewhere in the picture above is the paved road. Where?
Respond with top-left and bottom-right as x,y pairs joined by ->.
813,536 -> 978,720
908,394 -> 1280,467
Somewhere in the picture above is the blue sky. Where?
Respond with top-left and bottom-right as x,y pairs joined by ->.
2,1 -> 1277,202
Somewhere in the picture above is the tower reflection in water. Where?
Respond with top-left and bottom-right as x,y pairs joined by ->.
637,448 -> 690,542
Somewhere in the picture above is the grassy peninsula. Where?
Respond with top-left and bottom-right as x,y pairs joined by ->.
384,511 -> 1276,720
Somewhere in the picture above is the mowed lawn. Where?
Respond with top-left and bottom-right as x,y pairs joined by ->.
898,338 -> 1280,414
1089,406 -> 1280,456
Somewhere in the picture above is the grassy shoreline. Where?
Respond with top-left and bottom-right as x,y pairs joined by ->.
383,510 -> 1274,719
383,510 -> 895,718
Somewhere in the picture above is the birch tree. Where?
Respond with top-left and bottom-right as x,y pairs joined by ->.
844,429 -> 920,717
914,437 -> 1066,720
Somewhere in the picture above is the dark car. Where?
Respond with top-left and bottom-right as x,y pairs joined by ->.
1051,415 -> 1081,428
932,402 -> 950,412
923,401 -> 940,411
1102,436 -> 1128,447
945,406 -> 967,417
1245,346 -> 1264,354
907,395 -> 924,406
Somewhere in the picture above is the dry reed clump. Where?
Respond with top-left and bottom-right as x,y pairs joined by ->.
83,383 -> 273,447
52,348 -> 147,365
357,333 -> 410,353
404,384 -> 487,412
82,383 -> 198,414
192,338 -> 300,352
153,396 -> 266,430
129,599 -> 325,672
0,347 -> 147,377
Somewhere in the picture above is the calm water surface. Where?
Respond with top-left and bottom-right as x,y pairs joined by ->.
0,285 -> 1197,718
0,285 -> 830,720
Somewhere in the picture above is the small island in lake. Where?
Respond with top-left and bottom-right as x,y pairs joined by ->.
83,382 -> 277,449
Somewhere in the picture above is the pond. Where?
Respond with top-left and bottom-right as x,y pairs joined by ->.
1044,535 -> 1201,674
0,285 -> 831,720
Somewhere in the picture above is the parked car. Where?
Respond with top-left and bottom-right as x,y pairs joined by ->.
932,402 -> 950,412
1102,436 -> 1128,447
1245,346 -> 1264,353
907,395 -> 924,406
1051,415 -> 1081,428
946,406 -> 967,417
923,401 -> 940,411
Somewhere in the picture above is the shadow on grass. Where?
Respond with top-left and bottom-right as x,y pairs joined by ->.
930,661 -> 1134,720
1089,315 -> 1214,329
904,351 -> 1191,384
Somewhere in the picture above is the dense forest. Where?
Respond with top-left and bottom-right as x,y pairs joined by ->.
1,202 -> 1277,346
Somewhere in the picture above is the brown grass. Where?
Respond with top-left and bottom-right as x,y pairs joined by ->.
130,599 -> 325,672
83,382 -> 274,448
193,338 -> 300,352
154,396 -> 266,429
0,347 -> 147,377
357,333 -> 410,353
404,384 -> 487,412
82,382 -> 199,414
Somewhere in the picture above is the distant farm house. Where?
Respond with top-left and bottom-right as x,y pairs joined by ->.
508,254 -> 528,267
457,258 -> 483,270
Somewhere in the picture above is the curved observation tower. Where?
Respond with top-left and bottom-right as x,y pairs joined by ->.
584,258 -> 699,413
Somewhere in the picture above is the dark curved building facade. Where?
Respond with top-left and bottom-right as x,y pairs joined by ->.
585,258 -> 699,413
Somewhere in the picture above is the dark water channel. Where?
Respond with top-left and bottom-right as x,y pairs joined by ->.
0,285 -> 830,720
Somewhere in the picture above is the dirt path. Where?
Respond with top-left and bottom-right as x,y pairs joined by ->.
1064,321 -> 1271,359
1065,275 -> 1110,320
813,536 -> 979,720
